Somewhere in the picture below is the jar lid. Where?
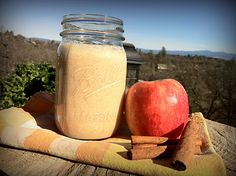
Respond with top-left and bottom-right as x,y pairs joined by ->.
60,14 -> 125,42
62,14 -> 123,26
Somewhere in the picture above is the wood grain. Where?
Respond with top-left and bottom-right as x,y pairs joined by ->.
0,119 -> 235,176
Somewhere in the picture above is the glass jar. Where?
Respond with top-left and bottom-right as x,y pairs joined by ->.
55,14 -> 127,139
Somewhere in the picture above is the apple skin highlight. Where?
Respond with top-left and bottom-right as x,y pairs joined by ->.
125,79 -> 189,139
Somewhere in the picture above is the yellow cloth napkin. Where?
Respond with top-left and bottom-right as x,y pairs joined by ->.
0,106 -> 226,176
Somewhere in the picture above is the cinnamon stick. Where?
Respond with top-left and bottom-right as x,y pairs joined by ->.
128,145 -> 174,160
131,135 -> 178,145
195,138 -> 202,146
194,145 -> 202,155
172,117 -> 202,171
132,143 -> 157,149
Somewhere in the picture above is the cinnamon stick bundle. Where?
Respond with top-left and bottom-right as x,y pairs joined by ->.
129,140 -> 202,160
172,117 -> 202,171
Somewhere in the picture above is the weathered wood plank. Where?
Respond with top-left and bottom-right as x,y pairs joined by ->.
0,119 -> 235,176
206,119 -> 236,176
0,145 -> 136,176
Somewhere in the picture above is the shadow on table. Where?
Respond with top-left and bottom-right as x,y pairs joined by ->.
116,151 -> 174,170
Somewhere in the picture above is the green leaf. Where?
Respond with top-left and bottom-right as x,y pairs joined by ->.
0,63 -> 55,109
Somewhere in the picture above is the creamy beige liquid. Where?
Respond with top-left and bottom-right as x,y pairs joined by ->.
55,43 -> 127,139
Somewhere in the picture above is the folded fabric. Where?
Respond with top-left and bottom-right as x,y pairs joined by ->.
0,106 -> 226,175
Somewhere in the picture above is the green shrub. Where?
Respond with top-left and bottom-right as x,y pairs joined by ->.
0,64 -> 55,108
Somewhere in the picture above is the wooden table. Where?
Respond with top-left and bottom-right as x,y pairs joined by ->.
0,119 -> 235,176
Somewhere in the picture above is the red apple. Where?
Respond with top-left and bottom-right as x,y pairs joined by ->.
125,79 -> 189,139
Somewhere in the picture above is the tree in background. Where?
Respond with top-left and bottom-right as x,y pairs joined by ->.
220,58 -> 236,124
148,50 -> 154,58
159,46 -> 167,57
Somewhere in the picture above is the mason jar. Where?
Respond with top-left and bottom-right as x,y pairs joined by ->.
55,14 -> 127,139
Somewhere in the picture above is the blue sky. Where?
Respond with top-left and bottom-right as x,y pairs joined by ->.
0,0 -> 235,54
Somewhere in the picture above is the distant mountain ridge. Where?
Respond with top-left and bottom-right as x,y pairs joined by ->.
28,36 -> 236,60
29,37 -> 60,44
139,48 -> 236,60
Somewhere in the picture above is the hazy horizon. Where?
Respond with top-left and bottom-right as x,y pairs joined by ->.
0,0 -> 236,54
